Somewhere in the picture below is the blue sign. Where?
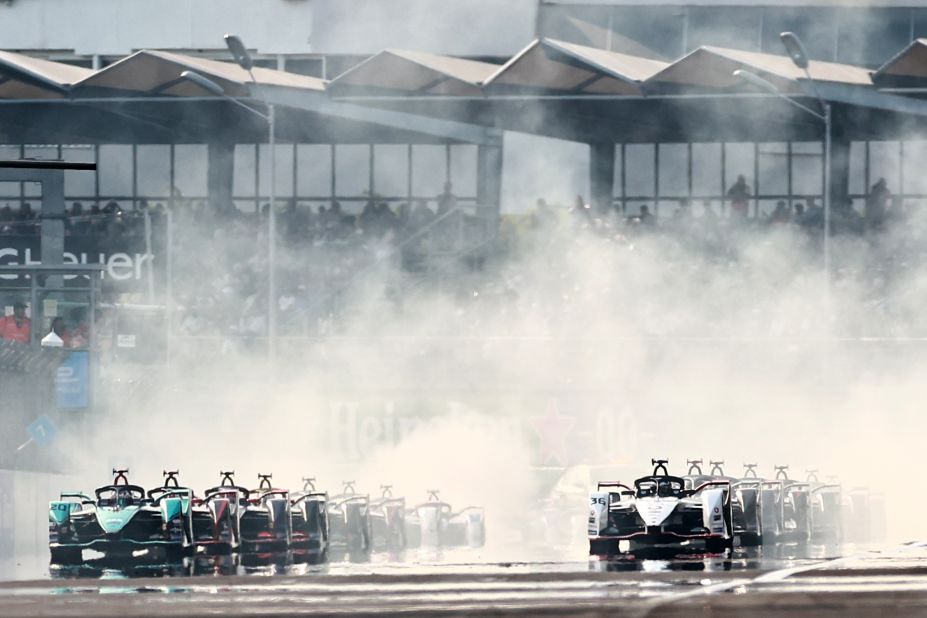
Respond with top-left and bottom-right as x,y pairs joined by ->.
27,415 -> 57,447
55,351 -> 89,409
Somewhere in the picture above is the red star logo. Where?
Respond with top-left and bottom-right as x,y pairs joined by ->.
531,400 -> 576,466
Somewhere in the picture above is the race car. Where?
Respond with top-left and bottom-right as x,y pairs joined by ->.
588,459 -> 734,556
683,460 -> 763,546
290,477 -> 329,551
763,466 -> 811,543
195,470 -> 246,553
237,473 -> 291,553
404,490 -> 486,549
368,485 -> 407,550
806,470 -> 842,542
327,481 -> 372,552
48,469 -> 193,564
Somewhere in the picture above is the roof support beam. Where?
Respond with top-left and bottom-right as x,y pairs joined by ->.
816,82 -> 927,118
262,86 -> 501,145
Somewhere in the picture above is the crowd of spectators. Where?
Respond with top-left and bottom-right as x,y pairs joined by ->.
0,174 -> 920,347
523,176 -> 910,240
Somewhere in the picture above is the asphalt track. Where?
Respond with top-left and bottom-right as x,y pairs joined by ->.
1,543 -> 926,617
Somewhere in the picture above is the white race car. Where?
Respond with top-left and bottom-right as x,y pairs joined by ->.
588,459 -> 734,556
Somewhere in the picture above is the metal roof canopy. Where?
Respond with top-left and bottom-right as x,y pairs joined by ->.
0,49 -> 497,145
335,44 -> 927,145
483,38 -> 668,96
328,49 -> 500,97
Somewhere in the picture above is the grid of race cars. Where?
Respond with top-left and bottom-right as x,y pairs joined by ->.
587,459 -> 885,556
47,470 -> 485,564
47,459 -> 885,565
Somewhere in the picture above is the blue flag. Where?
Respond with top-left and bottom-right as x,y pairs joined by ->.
27,415 -> 57,447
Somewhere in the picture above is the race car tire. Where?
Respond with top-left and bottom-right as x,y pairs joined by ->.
706,537 -> 733,553
739,532 -> 762,547
49,546 -> 82,565
589,538 -> 620,556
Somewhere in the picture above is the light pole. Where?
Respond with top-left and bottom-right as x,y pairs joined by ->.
180,34 -> 277,362
733,42 -> 832,284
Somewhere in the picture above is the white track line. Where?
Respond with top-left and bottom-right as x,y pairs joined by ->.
634,542 -> 927,618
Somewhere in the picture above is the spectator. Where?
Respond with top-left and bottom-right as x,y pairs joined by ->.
436,181 -> 457,216
69,307 -> 89,348
769,200 -> 791,224
0,302 -> 30,343
410,200 -> 435,229
279,199 -> 305,244
865,178 -> 891,230
727,175 -> 751,218
793,202 -> 806,223
571,195 -> 593,224
533,198 -> 557,228
15,202 -> 36,234
639,204 -> 655,225
375,202 -> 397,237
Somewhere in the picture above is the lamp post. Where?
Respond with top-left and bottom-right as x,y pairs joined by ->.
180,35 -> 277,363
733,51 -> 832,284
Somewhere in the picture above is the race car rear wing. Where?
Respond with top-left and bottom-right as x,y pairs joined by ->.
810,483 -> 841,494
149,487 -> 194,505
688,480 -> 732,506
253,489 -> 290,502
58,491 -> 94,503
597,481 -> 634,493
291,491 -> 328,506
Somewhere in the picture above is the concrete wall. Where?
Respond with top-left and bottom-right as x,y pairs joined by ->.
0,0 -> 314,56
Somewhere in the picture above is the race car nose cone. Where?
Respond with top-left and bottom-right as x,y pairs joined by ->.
639,500 -> 677,527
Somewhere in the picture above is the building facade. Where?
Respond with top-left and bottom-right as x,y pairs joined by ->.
1,1 -> 926,215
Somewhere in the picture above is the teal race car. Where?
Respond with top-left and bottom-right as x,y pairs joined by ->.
48,469 -> 194,564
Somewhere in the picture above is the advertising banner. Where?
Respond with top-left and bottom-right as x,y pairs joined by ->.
55,351 -> 89,409
0,235 -> 157,289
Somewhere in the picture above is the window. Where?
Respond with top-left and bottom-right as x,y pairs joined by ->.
625,144 -> 655,197
791,142 -> 823,197
868,141 -> 901,196
258,144 -> 294,198
373,144 -> 408,199
334,144 -> 370,197
98,145 -> 133,197
450,145 -> 477,198
903,142 -> 927,196
411,145 -> 447,198
691,143 -> 721,198
658,144 -> 688,198
296,145 -> 332,198
61,146 -> 95,198
172,145 -> 207,198
136,145 -> 170,198
234,145 -> 257,199
757,143 -> 788,197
